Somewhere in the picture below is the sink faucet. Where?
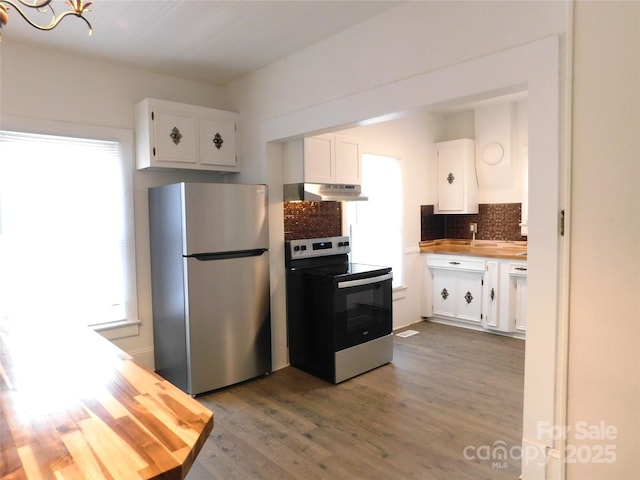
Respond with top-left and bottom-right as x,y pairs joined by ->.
470,223 -> 478,246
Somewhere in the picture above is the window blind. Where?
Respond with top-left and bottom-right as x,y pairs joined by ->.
0,130 -> 132,327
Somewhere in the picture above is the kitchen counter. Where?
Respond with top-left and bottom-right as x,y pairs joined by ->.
419,239 -> 528,260
0,320 -> 213,479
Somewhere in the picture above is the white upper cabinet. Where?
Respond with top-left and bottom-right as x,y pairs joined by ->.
198,115 -> 237,169
435,139 -> 478,214
135,98 -> 239,172
284,134 -> 361,185
333,135 -> 361,184
303,134 -> 334,183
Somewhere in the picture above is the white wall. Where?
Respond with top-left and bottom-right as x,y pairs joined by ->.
0,42 -> 228,368
568,2 -> 639,478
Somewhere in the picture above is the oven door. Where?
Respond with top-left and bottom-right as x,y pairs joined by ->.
334,272 -> 393,351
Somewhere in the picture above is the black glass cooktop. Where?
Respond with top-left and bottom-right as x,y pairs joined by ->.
304,262 -> 392,280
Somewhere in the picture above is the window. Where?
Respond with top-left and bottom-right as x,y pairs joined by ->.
346,154 -> 403,288
0,127 -> 138,332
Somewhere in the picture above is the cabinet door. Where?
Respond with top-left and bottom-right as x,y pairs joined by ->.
456,273 -> 483,323
153,109 -> 197,165
515,278 -> 527,333
303,135 -> 334,183
483,262 -> 500,329
334,136 -> 361,184
199,118 -> 237,168
437,143 -> 465,211
432,270 -> 457,318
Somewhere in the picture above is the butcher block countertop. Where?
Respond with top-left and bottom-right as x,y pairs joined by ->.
0,321 -> 213,480
419,239 -> 528,260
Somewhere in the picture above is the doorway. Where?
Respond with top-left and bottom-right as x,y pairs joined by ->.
265,36 -> 567,476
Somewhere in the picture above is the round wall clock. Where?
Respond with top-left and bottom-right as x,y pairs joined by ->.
481,142 -> 504,165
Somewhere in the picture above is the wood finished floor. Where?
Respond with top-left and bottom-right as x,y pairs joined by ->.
187,321 -> 525,480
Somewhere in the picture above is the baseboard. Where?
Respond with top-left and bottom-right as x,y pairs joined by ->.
128,347 -> 155,370
520,439 -> 563,480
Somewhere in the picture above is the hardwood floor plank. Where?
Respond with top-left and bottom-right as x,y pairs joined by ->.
188,321 -> 524,479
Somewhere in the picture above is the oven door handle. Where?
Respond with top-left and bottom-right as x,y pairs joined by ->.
337,272 -> 393,289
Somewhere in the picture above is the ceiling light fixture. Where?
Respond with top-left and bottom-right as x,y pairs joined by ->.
0,0 -> 92,37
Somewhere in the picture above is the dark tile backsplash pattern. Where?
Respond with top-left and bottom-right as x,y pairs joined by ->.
420,205 -> 446,240
284,201 -> 342,240
421,203 -> 526,241
284,201 -> 524,242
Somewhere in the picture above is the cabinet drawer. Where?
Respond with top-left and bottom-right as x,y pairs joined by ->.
426,254 -> 485,272
509,263 -> 528,276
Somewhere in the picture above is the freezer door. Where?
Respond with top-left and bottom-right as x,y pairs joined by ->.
182,183 -> 268,254
184,250 -> 271,394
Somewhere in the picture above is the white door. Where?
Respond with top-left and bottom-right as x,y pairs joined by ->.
456,272 -> 483,323
437,143 -> 464,211
432,269 -> 456,317
334,135 -> 361,184
199,118 -> 237,167
515,278 -> 528,334
303,135 -> 334,183
153,109 -> 197,165
483,262 -> 500,329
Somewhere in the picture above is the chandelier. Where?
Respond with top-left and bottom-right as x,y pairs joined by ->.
0,0 -> 92,36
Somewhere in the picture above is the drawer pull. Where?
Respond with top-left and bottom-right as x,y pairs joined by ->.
515,267 -> 527,271
449,261 -> 460,265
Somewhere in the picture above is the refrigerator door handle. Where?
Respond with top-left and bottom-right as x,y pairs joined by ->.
186,248 -> 268,261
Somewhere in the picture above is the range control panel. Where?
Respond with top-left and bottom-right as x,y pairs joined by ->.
286,236 -> 350,261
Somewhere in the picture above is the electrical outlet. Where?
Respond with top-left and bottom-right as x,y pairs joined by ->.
469,223 -> 478,233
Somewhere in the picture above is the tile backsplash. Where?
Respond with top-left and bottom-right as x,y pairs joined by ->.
284,201 -> 524,242
421,203 -> 526,241
284,201 -> 342,240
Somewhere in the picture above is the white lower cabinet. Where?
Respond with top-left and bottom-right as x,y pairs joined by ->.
424,254 -> 527,338
509,263 -> 528,336
426,255 -> 484,327
515,278 -> 528,333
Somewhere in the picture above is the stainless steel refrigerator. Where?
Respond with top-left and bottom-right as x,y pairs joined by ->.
148,182 -> 271,395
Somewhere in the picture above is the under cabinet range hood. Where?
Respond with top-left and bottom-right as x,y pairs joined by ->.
283,183 -> 368,202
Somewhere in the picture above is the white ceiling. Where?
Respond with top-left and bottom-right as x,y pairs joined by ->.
2,0 -> 401,85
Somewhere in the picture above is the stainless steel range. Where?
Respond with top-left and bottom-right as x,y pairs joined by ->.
285,236 -> 393,383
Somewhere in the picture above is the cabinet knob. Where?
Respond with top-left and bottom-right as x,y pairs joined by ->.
170,126 -> 182,145
212,132 -> 224,150
464,291 -> 474,304
446,172 -> 455,184
440,288 -> 449,300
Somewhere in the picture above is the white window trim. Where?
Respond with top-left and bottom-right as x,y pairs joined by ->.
1,115 -> 140,339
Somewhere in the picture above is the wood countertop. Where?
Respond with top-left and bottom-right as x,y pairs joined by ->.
0,321 -> 213,480
419,239 -> 528,260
